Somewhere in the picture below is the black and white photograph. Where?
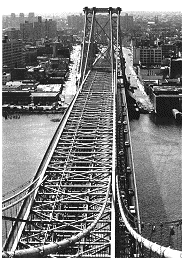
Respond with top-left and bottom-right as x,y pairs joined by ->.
1,0 -> 182,258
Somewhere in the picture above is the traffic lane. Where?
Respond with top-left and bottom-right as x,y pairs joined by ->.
123,48 -> 138,88
123,47 -> 153,111
62,45 -> 81,105
123,47 -> 146,93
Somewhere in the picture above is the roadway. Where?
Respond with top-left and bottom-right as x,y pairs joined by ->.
61,45 -> 81,107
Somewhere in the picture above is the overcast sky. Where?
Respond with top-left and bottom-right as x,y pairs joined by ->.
1,0 -> 183,15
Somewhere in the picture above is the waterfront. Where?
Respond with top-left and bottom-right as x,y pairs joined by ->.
2,44 -> 81,195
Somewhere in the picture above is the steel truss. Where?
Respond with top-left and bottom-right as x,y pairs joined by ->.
3,67 -> 114,258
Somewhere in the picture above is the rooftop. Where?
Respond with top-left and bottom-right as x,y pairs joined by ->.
31,92 -> 59,97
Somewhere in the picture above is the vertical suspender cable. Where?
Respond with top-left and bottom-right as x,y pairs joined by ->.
109,8 -> 114,93
82,8 -> 96,82
79,8 -> 88,85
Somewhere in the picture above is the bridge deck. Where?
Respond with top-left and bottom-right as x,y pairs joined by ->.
14,67 -> 114,257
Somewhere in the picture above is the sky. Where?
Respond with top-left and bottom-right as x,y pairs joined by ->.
1,0 -> 183,15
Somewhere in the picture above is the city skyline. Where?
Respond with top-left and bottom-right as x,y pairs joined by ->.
1,0 -> 183,15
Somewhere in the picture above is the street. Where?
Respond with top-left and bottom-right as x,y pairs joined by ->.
61,45 -> 81,106
122,47 -> 154,112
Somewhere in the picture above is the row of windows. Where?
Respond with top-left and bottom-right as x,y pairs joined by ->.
140,51 -> 162,54
3,53 -> 23,57
140,54 -> 162,56
141,56 -> 161,58
141,59 -> 162,61
141,57 -> 162,61
3,42 -> 22,46
3,45 -> 23,50
3,50 -> 22,55
141,55 -> 162,58
3,58 -> 24,62
140,56 -> 162,59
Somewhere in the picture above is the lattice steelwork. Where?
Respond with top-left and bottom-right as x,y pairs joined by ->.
11,68 -> 113,257
79,7 -> 123,84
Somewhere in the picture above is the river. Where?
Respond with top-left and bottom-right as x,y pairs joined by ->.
130,113 -> 182,250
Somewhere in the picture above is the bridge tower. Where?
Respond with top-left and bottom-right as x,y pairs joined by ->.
79,7 -> 126,84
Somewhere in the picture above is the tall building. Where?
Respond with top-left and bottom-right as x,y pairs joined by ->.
34,16 -> 44,40
25,46 -> 38,66
44,19 -> 57,39
140,47 -> 162,65
161,44 -> 176,58
2,15 -> 9,29
20,21 -> 34,41
20,17 -> 57,42
67,14 -> 84,32
133,47 -> 162,66
2,28 -> 21,40
121,13 -> 134,31
170,58 -> 182,79
19,13 -> 25,24
28,12 -> 35,23
2,36 -> 25,69
133,47 -> 140,65
155,16 -> 159,24
10,13 -> 16,27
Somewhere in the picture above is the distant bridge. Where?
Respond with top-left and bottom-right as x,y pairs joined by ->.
2,7 -> 182,258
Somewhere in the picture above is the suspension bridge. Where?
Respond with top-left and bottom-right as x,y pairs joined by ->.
2,7 -> 182,258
